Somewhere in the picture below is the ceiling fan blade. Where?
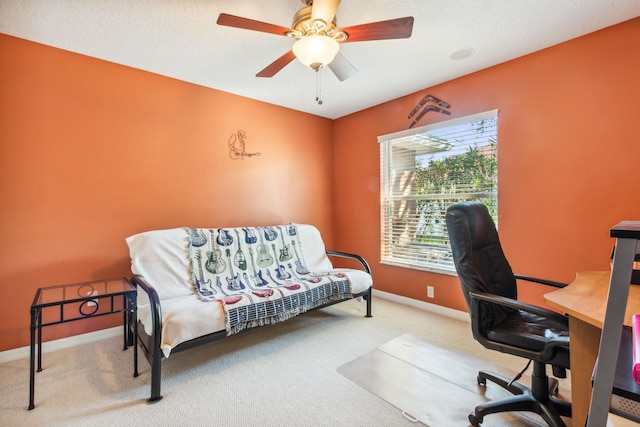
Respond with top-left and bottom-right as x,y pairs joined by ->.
328,52 -> 357,81
256,50 -> 297,78
217,13 -> 292,37
340,16 -> 414,43
311,0 -> 341,27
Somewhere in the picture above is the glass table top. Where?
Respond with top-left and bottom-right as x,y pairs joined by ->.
32,278 -> 134,307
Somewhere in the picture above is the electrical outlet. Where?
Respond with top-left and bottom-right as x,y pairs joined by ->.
427,286 -> 435,298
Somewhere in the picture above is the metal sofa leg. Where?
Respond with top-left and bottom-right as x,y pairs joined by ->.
365,288 -> 372,318
148,339 -> 163,402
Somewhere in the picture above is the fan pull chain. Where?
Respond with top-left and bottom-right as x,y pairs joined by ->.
315,68 -> 323,105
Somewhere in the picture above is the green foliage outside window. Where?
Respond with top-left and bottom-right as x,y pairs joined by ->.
413,122 -> 497,245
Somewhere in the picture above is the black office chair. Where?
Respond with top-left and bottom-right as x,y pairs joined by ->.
445,201 -> 571,427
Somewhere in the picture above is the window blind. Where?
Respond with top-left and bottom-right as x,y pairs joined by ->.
378,110 -> 498,273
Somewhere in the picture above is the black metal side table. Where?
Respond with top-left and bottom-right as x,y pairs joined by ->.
28,277 -> 138,409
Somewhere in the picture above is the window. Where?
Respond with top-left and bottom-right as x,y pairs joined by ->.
379,110 -> 498,273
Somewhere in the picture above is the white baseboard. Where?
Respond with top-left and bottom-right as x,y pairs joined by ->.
1,292 -> 467,364
373,289 -> 470,322
0,326 -> 121,364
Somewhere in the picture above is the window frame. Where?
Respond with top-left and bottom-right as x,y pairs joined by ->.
378,109 -> 498,275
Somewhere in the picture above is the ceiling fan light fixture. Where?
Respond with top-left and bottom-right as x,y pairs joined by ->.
292,35 -> 339,70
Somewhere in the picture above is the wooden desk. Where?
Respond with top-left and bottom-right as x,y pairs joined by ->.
544,271 -> 640,426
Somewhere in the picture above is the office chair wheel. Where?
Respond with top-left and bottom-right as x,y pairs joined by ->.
469,413 -> 481,426
477,375 -> 486,387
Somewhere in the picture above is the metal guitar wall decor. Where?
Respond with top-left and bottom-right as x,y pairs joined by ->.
228,129 -> 261,160
408,94 -> 452,128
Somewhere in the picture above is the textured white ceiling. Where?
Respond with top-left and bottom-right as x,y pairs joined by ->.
1,0 -> 639,119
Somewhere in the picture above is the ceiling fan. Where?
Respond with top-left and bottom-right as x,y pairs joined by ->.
216,0 -> 414,81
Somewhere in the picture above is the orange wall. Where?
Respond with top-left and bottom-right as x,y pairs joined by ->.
0,35 -> 335,351
333,17 -> 640,312
2,18 -> 639,352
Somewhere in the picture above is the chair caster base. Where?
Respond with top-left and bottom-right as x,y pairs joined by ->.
469,413 -> 482,426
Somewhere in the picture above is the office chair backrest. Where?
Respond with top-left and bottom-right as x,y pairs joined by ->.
446,201 -> 518,331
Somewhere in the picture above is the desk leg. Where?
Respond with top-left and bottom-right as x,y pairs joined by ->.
569,315 -> 601,427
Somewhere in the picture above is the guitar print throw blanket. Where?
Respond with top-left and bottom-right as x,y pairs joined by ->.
186,225 -> 352,335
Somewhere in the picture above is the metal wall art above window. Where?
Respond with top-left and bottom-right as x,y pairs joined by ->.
378,110 -> 498,274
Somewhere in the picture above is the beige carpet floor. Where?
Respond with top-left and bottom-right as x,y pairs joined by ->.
0,296 -> 571,426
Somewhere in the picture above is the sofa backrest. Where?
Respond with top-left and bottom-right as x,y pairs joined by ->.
126,224 -> 333,300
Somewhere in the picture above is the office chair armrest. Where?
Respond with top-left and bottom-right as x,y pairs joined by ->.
514,274 -> 567,288
469,291 -> 569,326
